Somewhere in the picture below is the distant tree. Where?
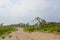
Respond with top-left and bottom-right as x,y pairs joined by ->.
1,23 -> 3,26
47,22 -> 56,25
26,23 -> 29,26
18,23 -> 25,27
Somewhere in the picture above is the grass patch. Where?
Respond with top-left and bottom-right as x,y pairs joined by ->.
23,26 -> 35,32
0,26 -> 16,37
23,23 -> 60,34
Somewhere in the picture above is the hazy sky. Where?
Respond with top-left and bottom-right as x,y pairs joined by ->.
0,0 -> 60,25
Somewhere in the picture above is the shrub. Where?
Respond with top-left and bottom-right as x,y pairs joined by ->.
24,27 -> 35,32
1,36 -> 6,39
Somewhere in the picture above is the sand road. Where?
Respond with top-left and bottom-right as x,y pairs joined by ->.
0,28 -> 60,40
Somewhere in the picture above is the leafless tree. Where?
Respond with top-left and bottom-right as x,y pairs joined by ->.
33,17 -> 46,27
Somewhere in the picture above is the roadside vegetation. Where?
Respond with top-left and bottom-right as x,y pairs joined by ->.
0,26 -> 16,37
40,23 -> 60,32
23,23 -> 60,33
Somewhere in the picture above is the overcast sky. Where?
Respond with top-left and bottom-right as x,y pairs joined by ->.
0,0 -> 60,25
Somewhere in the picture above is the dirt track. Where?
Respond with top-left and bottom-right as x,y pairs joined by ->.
0,28 -> 60,40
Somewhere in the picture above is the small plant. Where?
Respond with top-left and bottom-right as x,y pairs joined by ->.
8,34 -> 12,38
2,35 -> 6,39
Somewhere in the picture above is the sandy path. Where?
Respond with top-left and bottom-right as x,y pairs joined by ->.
29,32 -> 60,40
1,28 -> 34,40
0,28 -> 60,40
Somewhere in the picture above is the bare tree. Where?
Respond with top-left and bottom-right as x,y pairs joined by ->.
33,17 -> 46,27
33,17 -> 41,25
33,17 -> 41,30
41,19 -> 46,25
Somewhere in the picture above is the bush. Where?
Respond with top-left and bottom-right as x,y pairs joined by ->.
24,27 -> 35,32
1,36 -> 6,39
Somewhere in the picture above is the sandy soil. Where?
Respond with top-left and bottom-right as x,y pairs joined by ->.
0,28 -> 60,40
